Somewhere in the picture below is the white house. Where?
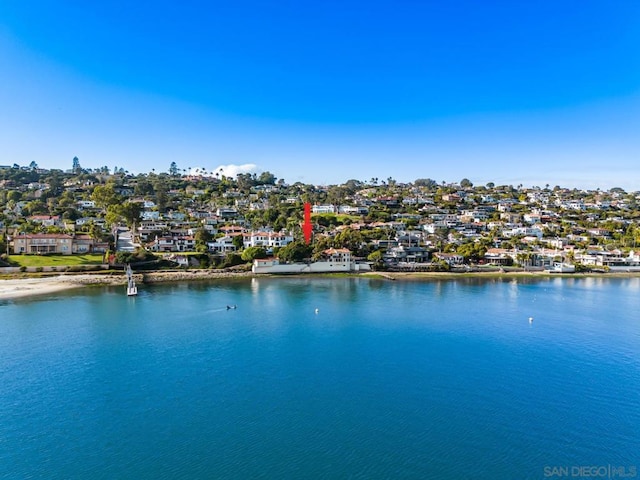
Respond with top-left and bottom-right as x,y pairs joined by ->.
312,204 -> 337,214
207,236 -> 237,253
242,230 -> 294,249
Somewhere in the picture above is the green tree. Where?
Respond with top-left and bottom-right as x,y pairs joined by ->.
257,171 -> 276,185
105,201 -> 141,227
154,181 -> 168,212
7,191 -> 22,202
277,241 -> 312,262
88,221 -> 103,241
221,253 -> 243,268
414,178 -> 437,188
91,183 -> 119,209
367,250 -> 384,269
169,162 -> 179,176
241,246 -> 268,262
23,200 -> 47,216
194,228 -> 212,252
72,156 -> 82,174
120,202 -> 142,227
457,242 -> 487,263
232,234 -> 244,251
311,235 -> 333,260
333,228 -> 364,253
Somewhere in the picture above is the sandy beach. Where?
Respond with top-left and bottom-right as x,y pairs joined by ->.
0,270 -> 251,301
0,275 -> 109,300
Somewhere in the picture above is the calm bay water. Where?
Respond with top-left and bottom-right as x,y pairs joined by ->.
1,277 -> 639,479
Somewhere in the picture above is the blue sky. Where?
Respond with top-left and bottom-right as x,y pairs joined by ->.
1,1 -> 639,189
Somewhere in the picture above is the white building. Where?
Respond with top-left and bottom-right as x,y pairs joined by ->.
252,248 -> 370,274
312,204 -> 337,214
207,236 -> 237,253
242,230 -> 294,249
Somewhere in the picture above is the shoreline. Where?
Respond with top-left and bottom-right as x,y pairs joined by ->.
1,269 -> 639,301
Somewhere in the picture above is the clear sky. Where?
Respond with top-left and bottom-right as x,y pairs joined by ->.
1,1 -> 639,189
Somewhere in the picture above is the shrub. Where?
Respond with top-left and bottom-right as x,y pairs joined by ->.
221,253 -> 243,268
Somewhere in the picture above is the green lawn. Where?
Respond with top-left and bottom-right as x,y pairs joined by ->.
311,213 -> 361,223
9,254 -> 106,267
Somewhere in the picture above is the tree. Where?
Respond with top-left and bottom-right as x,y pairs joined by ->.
367,250 -> 384,269
153,178 -> 168,212
311,236 -> 333,260
194,228 -> 212,245
237,173 -> 254,191
257,171 -> 276,185
88,221 -> 103,241
7,190 -> 22,202
460,178 -> 473,189
72,156 -> 82,174
23,200 -> 47,216
169,162 -> 179,176
232,234 -> 244,251
277,241 -> 312,262
91,183 -> 119,209
29,161 -> 38,170
47,172 -> 63,195
134,178 -> 154,196
414,178 -> 437,188
333,228 -> 364,253
221,253 -> 243,268
105,201 -> 141,228
241,246 -> 267,262
457,242 -> 487,263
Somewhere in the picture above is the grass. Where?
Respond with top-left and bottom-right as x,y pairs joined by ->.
8,254 -> 105,267
311,213 -> 362,223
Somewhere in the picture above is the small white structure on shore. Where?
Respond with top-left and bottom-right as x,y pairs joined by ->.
547,262 -> 576,273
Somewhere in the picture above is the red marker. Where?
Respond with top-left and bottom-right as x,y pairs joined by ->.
303,202 -> 312,244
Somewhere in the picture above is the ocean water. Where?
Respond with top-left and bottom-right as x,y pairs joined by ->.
1,277 -> 639,479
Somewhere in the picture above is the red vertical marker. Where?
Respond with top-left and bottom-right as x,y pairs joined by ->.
303,202 -> 312,244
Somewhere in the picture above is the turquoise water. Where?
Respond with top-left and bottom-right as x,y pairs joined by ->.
1,277 -> 639,479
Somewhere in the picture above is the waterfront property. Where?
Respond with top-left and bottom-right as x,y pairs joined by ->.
252,248 -> 371,273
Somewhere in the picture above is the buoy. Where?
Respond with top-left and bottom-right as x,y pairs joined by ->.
529,317 -> 533,323
315,308 -> 319,314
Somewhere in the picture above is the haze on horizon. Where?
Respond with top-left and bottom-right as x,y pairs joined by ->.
1,2 -> 638,190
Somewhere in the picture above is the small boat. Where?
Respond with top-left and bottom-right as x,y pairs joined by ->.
226,305 -> 237,310
125,264 -> 137,296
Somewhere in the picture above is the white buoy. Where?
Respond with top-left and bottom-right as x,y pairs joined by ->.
529,317 -> 533,323
315,308 -> 319,314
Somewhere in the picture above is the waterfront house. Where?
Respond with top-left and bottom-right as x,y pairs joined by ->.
433,252 -> 464,266
484,248 -> 512,266
252,248 -> 370,274
12,233 -> 74,254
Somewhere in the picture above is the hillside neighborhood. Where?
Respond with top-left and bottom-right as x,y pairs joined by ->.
1,160 -> 640,273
